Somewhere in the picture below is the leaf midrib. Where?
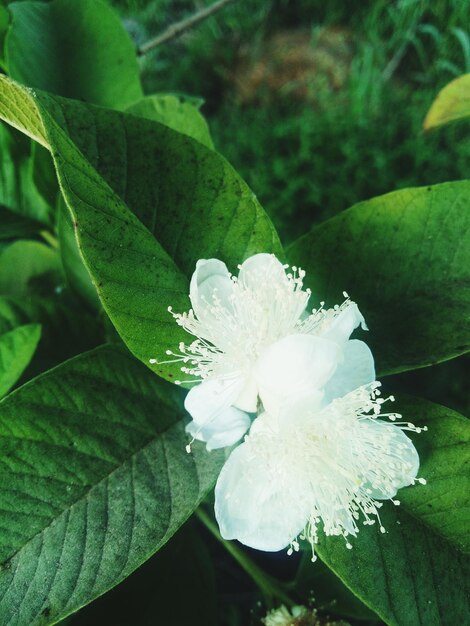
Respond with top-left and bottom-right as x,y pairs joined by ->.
0,353 -> 190,570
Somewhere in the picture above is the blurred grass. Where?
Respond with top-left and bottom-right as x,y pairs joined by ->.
110,0 -> 470,240
108,0 -> 470,418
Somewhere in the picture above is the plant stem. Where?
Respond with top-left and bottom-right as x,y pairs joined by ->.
196,507 -> 294,608
40,230 -> 59,249
138,0 -> 238,55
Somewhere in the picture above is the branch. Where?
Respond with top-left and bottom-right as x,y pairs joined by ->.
138,0 -> 238,55
196,507 -> 295,609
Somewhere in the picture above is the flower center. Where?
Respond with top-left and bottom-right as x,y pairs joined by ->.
152,262 -> 355,386
244,383 -> 426,560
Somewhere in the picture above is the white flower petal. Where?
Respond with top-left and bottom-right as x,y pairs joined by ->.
254,334 -> 341,415
238,253 -> 288,290
321,302 -> 367,345
184,376 -> 244,425
323,339 -> 375,404
215,441 -> 309,551
189,258 -> 234,318
233,375 -> 258,413
360,419 -> 420,499
186,406 -> 251,450
213,384 -> 423,555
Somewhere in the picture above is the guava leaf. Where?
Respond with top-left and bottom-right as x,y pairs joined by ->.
57,199 -> 101,310
0,124 -> 53,225
288,182 -> 470,375
0,345 -> 224,626
423,74 -> 470,130
0,206 -> 42,240
0,323 -> 40,397
295,552 -> 378,620
0,295 -> 101,376
127,94 -> 214,150
316,396 -> 470,626
5,0 -> 142,110
0,240 -> 62,297
68,526 -> 217,626
0,76 -> 282,382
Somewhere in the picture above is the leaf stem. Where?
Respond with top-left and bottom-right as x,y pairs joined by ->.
196,507 -> 294,608
138,0 -> 238,55
40,230 -> 59,249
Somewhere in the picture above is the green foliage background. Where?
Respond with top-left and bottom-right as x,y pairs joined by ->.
0,1 -> 468,625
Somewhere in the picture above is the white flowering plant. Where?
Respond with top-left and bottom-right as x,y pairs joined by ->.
0,3 -> 468,626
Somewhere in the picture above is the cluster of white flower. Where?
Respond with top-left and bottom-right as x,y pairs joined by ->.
154,253 -> 425,558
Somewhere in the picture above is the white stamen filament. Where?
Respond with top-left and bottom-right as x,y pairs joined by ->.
240,383 -> 424,560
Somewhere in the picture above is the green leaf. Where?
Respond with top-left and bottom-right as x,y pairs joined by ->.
0,76 -> 282,381
0,295 -> 102,376
294,553 -> 378,621
57,199 -> 101,310
0,323 -> 40,397
0,240 -> 62,297
396,396 -> 470,554
32,143 -> 60,208
68,525 -> 217,626
423,74 -> 470,130
127,94 -> 215,150
0,124 -> 53,225
0,6 -> 10,71
315,396 -> 470,626
0,345 -> 224,625
0,205 -> 42,240
5,0 -> 143,110
288,182 -> 470,375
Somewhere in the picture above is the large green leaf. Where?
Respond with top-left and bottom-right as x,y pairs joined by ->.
68,525 -> 217,626
57,199 -> 101,310
294,554 -> 378,621
0,323 -> 40,397
5,0 -> 142,110
127,94 -> 214,150
315,396 -> 470,626
0,345 -> 224,626
423,74 -> 470,130
0,76 -> 282,381
397,397 -> 470,554
288,182 -> 470,375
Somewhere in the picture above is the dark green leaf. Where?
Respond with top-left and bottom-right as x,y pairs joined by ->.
68,525 -> 217,626
315,396 -> 470,626
0,322 -> 40,397
0,345 -> 224,625
5,0 -> 142,110
294,553 -> 378,621
0,77 -> 282,382
57,199 -> 100,310
288,183 -> 470,375
32,143 -> 60,208
0,295 -> 102,376
317,506 -> 470,626
0,205 -> 43,240
0,6 -> 10,70
0,124 -> 53,225
396,396 -> 470,554
0,240 -> 62,297
127,94 -> 214,150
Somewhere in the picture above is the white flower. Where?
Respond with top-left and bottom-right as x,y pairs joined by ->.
262,604 -> 315,626
158,253 -> 372,450
214,382 -> 426,557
